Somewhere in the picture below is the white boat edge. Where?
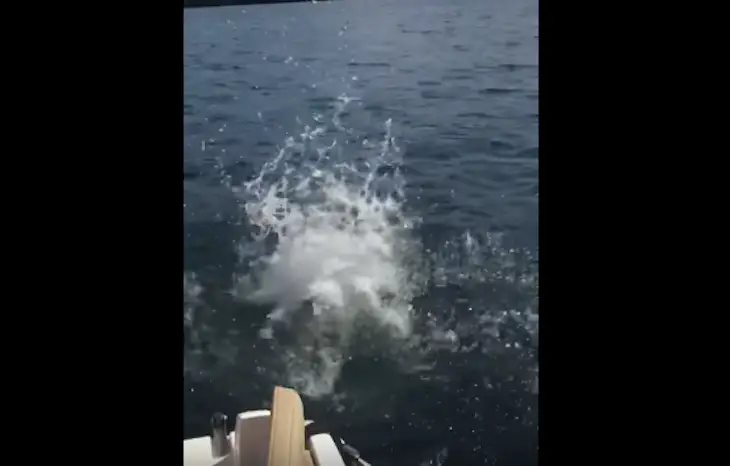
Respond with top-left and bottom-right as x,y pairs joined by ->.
183,389 -> 349,466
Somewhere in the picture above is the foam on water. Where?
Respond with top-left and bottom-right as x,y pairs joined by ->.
232,97 -> 427,396
184,96 -> 538,400
226,96 -> 536,398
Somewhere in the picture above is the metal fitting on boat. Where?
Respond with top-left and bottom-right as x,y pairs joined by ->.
210,412 -> 231,458
339,438 -> 372,466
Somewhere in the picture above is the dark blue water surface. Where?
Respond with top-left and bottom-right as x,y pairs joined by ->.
184,1 -> 538,465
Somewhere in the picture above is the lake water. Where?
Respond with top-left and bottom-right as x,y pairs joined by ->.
184,1 -> 538,464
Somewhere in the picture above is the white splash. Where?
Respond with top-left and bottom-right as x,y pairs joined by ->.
235,100 -> 425,397
204,96 -> 541,399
